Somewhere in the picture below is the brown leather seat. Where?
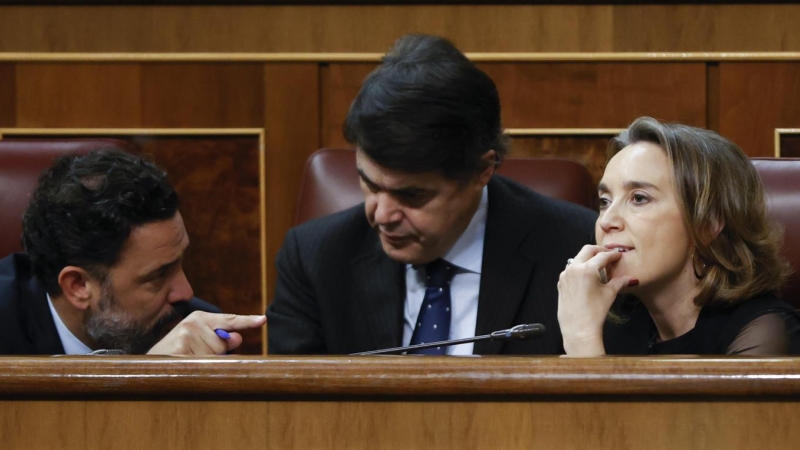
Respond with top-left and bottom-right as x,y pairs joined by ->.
752,158 -> 800,307
0,139 -> 130,258
294,148 -> 594,225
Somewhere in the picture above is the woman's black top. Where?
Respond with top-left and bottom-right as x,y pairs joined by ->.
604,293 -> 800,355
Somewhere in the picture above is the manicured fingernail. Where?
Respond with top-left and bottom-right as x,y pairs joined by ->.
214,328 -> 231,340
628,279 -> 640,286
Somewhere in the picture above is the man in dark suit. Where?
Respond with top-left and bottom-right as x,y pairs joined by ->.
267,34 -> 596,355
0,150 -> 265,355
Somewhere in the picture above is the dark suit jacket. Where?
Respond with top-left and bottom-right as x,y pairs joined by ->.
0,252 -> 220,355
268,176 -> 598,355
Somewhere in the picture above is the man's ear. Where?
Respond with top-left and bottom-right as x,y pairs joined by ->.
476,149 -> 497,187
57,266 -> 98,311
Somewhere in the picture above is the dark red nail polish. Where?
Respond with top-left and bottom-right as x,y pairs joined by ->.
628,279 -> 640,286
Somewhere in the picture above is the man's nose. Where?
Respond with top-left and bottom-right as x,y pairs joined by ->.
372,193 -> 403,225
167,269 -> 194,303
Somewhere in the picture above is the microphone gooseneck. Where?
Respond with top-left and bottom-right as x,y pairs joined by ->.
352,323 -> 546,356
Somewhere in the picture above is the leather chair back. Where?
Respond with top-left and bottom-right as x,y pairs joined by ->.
752,158 -> 800,307
0,139 -> 130,258
295,148 -> 594,225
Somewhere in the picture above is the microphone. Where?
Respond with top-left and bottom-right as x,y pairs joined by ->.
352,323 -> 546,355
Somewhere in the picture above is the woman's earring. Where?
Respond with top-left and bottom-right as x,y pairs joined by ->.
692,250 -> 707,279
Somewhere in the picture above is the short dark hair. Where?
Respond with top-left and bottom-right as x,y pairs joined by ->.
344,34 -> 508,180
22,149 -> 179,295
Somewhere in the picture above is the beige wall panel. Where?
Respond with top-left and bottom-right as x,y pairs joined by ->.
263,63 -> 320,306
719,63 -> 800,157
613,5 -> 800,52
0,64 -> 15,127
141,63 -> 264,127
15,63 -> 142,127
0,5 -> 613,53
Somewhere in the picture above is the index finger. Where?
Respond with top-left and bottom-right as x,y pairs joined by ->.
572,244 -> 613,265
203,313 -> 267,331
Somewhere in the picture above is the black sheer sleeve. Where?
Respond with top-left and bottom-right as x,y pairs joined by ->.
726,312 -> 800,355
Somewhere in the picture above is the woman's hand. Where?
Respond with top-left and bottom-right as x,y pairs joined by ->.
557,245 -> 637,356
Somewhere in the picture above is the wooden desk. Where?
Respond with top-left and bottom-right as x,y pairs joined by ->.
2,356 -> 799,449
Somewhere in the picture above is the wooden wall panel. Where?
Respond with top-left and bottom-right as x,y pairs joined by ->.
321,63 -> 376,148
779,134 -> 800,158
5,399 -> 800,449
0,5 -> 613,53
131,136 -> 263,355
510,135 -> 612,188
14,63 -> 142,127
719,63 -> 800,157
141,64 -> 264,127
612,5 -> 800,52
0,64 -> 15,127
263,63 -> 320,312
479,63 -> 707,128
2,5 -> 800,53
321,63 -> 706,149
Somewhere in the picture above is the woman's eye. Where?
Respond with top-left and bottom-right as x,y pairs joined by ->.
598,197 -> 611,209
632,193 -> 649,204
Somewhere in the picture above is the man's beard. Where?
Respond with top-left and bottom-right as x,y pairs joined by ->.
84,283 -> 182,354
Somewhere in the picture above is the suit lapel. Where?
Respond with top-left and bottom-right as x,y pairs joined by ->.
473,178 -> 537,354
351,232 -> 405,351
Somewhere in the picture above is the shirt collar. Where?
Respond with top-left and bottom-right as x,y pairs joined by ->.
443,185 -> 488,274
47,293 -> 92,355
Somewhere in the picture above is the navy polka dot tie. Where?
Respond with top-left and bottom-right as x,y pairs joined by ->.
409,259 -> 454,355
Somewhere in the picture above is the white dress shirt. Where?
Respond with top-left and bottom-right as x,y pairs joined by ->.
47,294 -> 92,355
403,186 -> 488,355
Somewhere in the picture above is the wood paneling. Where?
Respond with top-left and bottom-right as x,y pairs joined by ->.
480,62 -> 707,128
510,135 -> 611,188
779,134 -> 800,158
263,63 -> 320,313
2,5 -> 800,53
4,400 -> 800,449
719,63 -> 800,157
141,63 -> 264,127
612,5 -> 800,52
3,357 -> 800,449
321,63 -> 706,149
0,5 -> 614,53
3,356 -> 800,397
0,64 -> 15,127
321,63 -> 376,147
14,63 -> 142,127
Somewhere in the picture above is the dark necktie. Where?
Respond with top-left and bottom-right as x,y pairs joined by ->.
409,259 -> 454,355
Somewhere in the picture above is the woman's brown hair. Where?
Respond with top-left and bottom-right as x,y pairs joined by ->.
609,117 -> 791,305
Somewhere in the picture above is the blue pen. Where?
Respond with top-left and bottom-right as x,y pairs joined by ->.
214,328 -> 231,340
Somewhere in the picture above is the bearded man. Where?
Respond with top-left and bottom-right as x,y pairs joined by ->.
0,149 -> 265,355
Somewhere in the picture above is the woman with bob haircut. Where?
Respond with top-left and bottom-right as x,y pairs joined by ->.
558,116 -> 800,355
